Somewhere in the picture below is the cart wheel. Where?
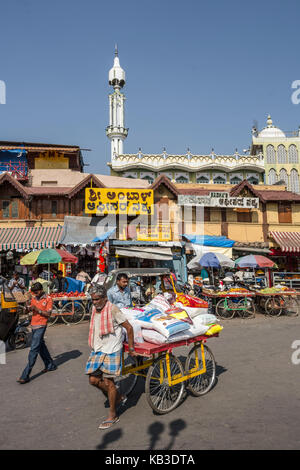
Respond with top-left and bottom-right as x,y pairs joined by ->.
114,353 -> 138,397
281,296 -> 299,316
61,301 -> 85,325
48,305 -> 59,326
216,298 -> 235,319
14,332 -> 28,350
185,343 -> 216,396
265,297 -> 282,317
145,354 -> 185,414
239,298 -> 256,319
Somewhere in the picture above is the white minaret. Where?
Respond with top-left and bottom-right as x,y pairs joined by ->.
106,45 -> 128,160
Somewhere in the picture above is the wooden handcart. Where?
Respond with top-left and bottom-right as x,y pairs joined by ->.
255,290 -> 300,317
115,333 -> 219,415
48,295 -> 91,325
202,290 -> 256,319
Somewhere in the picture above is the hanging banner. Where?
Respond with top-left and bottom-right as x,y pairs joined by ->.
178,194 -> 259,209
85,188 -> 154,215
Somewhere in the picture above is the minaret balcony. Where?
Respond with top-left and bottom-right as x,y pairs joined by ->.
106,126 -> 128,138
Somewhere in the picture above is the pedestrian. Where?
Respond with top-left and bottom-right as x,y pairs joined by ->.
76,269 -> 91,283
50,270 -> 69,293
91,269 -> 107,286
17,282 -> 57,384
8,272 -> 25,294
85,285 -> 135,430
107,273 -> 132,309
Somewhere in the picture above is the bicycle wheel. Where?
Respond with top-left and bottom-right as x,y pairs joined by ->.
282,296 -> 299,316
185,343 -> 216,396
114,353 -> 138,397
216,298 -> 235,319
145,354 -> 185,414
239,298 -> 256,319
48,304 -> 59,326
61,301 -> 86,325
265,296 -> 282,317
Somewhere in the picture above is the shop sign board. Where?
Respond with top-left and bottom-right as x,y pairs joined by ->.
178,193 -> 259,209
136,224 -> 171,241
85,188 -> 154,215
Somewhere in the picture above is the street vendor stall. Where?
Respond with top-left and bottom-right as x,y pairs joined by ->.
47,291 -> 91,325
255,286 -> 299,317
201,287 -> 256,319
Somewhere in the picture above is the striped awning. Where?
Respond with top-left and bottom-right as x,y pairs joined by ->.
0,225 -> 63,251
270,231 -> 300,252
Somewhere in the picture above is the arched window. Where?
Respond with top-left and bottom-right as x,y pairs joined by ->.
196,176 -> 209,184
247,176 -> 259,185
290,169 -> 300,194
266,145 -> 276,164
279,168 -> 289,188
230,176 -> 242,185
142,176 -> 154,183
213,176 -> 226,184
176,176 -> 189,183
268,169 -> 277,185
277,145 -> 287,164
288,145 -> 299,163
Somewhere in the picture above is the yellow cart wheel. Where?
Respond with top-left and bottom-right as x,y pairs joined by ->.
185,343 -> 216,397
145,353 -> 185,414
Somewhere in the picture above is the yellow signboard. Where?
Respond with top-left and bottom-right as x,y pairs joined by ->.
85,188 -> 154,215
136,225 -> 171,241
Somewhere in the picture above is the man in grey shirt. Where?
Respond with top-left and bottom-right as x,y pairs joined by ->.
107,273 -> 132,309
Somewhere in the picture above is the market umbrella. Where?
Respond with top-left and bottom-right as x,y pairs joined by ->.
198,252 -> 235,268
20,248 -> 78,266
235,255 -> 276,268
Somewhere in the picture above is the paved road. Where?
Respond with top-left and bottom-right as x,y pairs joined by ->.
0,313 -> 299,450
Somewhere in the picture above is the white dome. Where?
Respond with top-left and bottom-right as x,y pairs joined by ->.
258,115 -> 286,138
109,54 -> 125,88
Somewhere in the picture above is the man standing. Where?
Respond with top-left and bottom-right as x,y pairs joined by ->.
17,282 -> 56,384
86,285 -> 135,430
107,273 -> 132,309
50,270 -> 69,293
8,272 -> 25,294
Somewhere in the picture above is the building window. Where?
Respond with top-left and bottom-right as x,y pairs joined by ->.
237,211 -> 252,223
213,176 -> 226,184
196,176 -> 209,184
247,176 -> 259,185
266,145 -> 276,164
277,145 -> 287,164
268,169 -> 277,185
2,200 -> 9,218
11,199 -> 19,218
51,201 -> 57,218
230,177 -> 242,185
176,176 -> 189,183
290,169 -> 300,194
278,202 -> 292,223
279,168 -> 288,188
204,207 -> 211,222
288,145 -> 298,164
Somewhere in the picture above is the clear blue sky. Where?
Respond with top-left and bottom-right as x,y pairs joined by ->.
0,0 -> 300,174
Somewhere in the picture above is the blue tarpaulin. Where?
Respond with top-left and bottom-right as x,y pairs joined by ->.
183,234 -> 235,248
91,227 -> 116,243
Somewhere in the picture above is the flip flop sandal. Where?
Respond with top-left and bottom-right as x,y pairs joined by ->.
98,417 -> 120,430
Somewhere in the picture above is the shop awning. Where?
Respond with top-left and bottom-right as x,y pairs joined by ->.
183,234 -> 235,248
0,225 -> 63,251
115,246 -> 173,260
60,216 -> 116,246
270,231 -> 300,252
185,243 -> 233,258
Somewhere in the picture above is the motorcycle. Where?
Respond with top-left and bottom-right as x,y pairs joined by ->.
7,315 -> 30,350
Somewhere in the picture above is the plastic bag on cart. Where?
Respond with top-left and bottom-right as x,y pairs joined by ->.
165,307 -> 193,324
136,309 -> 190,338
205,324 -> 223,336
141,329 -> 166,345
123,319 -> 144,344
175,293 -> 209,309
141,319 -> 210,344
175,302 -> 208,319
120,307 -> 145,320
144,294 -> 171,313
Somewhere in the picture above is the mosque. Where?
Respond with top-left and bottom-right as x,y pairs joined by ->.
106,48 -> 300,193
